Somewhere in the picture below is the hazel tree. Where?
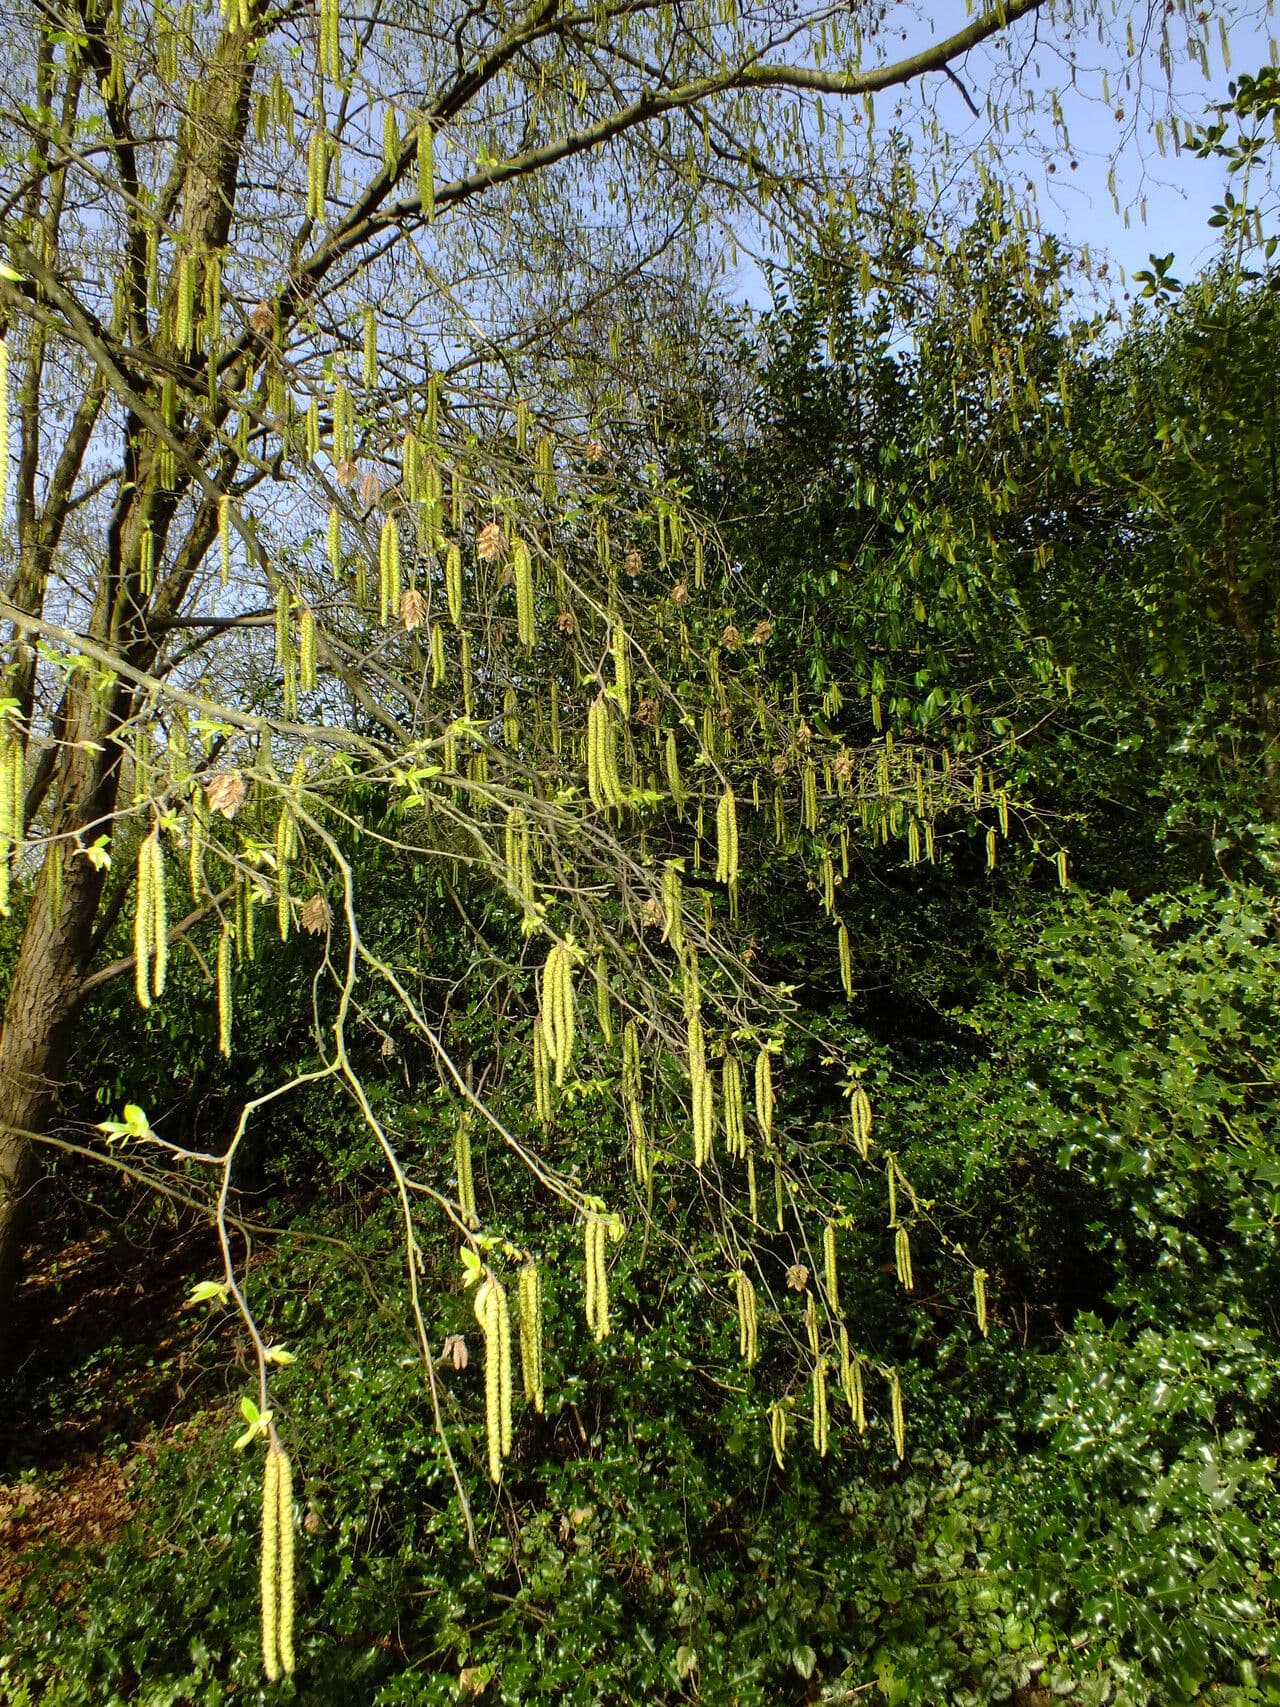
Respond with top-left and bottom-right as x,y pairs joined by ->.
0,0 -> 1242,1662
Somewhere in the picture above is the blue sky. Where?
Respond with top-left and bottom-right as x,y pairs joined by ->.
729,3 -> 1279,311
948,2 -> 1278,294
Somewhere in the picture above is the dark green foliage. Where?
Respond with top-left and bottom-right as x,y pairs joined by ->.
4,199 -> 1280,1707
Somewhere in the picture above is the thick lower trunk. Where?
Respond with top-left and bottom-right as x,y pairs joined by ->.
0,770 -> 114,1374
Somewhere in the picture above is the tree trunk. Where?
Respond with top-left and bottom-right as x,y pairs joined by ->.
0,710 -> 119,1374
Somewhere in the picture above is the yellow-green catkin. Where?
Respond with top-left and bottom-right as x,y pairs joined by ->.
217,924 -> 233,1057
362,304 -> 377,387
594,953 -> 613,1046
804,1292 -> 820,1357
379,516 -> 400,625
382,101 -> 400,171
895,1224 -> 914,1292
611,621 -> 631,715
0,733 -> 23,914
446,541 -> 463,627
887,1367 -> 906,1460
769,1400 -> 787,1470
686,963 -> 713,1169
819,849 -> 835,912
715,786 -> 738,890
661,863 -> 685,957
587,694 -> 624,809
260,1445 -> 295,1680
664,729 -> 686,812
583,1212 -> 610,1341
838,920 -> 853,998
474,1276 -> 513,1482
735,1269 -> 759,1366
417,118 -> 435,219
802,759 -> 819,831
299,605 -> 317,690
850,1081 -> 872,1159
539,941 -> 576,1087
0,337 -> 9,521
974,1267 -> 989,1338
518,1262 -> 544,1412
823,1220 -> 839,1313
622,1020 -> 650,1188
455,1112 -> 478,1228
812,1357 -> 830,1457
754,1047 -> 774,1143
218,494 -> 231,585
532,1024 -> 552,1127
504,807 -> 534,911
722,1055 -> 746,1159
514,536 -> 535,650
134,829 -> 166,1008
260,1447 -> 281,1681
275,805 -> 295,942
275,1449 -> 295,1676
840,1327 -> 866,1431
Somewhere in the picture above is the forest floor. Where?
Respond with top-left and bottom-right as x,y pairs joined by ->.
0,1206 -> 224,1601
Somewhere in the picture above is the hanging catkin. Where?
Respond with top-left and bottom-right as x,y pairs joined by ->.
661,861 -> 684,955
812,1357 -> 829,1457
539,942 -> 576,1086
823,1221 -> 839,1313
895,1224 -> 914,1292
664,729 -> 686,812
838,920 -> 853,998
850,1081 -> 872,1159
587,695 -> 624,809
973,1267 -> 988,1337
735,1269 -> 758,1366
299,605 -> 317,690
504,807 -> 534,911
722,1055 -> 746,1159
686,958 -> 713,1168
260,1447 -> 281,1681
379,517 -> 401,625
0,337 -> 9,521
532,1024 -> 552,1126
622,1020 -> 651,1187
594,953 -> 613,1045
217,924 -> 233,1057
455,1112 -> 478,1228
0,734 -> 23,915
754,1047 -> 774,1142
514,536 -> 535,650
611,622 -> 631,714
518,1262 -> 544,1412
802,759 -> 819,831
446,541 -> 463,626
769,1401 -> 787,1471
134,829 -> 167,1008
715,787 -> 738,889
887,1367 -> 905,1460
417,119 -> 435,219
583,1213 -> 610,1341
260,1445 -> 295,1680
473,1276 -> 513,1482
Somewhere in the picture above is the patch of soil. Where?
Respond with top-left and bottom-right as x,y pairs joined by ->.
0,1454 -> 132,1600
2,1211 -> 228,1473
